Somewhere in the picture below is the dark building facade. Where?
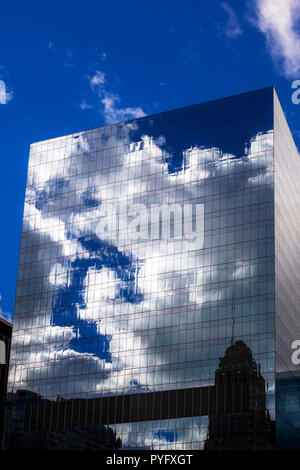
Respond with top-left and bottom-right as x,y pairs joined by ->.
4,87 -> 300,449
204,341 -> 274,450
275,371 -> 300,449
0,317 -> 12,447
4,389 -> 121,450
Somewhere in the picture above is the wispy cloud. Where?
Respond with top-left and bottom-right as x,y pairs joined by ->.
0,294 -> 12,323
89,70 -> 105,89
251,0 -> 300,77
221,2 -> 243,38
79,100 -> 94,110
86,70 -> 146,124
101,92 -> 145,124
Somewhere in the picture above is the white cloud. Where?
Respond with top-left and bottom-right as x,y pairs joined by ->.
101,92 -> 146,124
0,294 -> 12,323
221,2 -> 243,38
86,69 -> 146,124
252,0 -> 300,77
89,70 -> 105,88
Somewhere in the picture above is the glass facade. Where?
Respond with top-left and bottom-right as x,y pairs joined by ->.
5,87 -> 298,449
274,91 -> 300,448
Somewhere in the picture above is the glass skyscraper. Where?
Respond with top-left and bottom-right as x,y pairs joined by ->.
4,87 -> 300,450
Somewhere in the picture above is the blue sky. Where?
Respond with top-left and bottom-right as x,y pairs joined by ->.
0,0 -> 300,322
